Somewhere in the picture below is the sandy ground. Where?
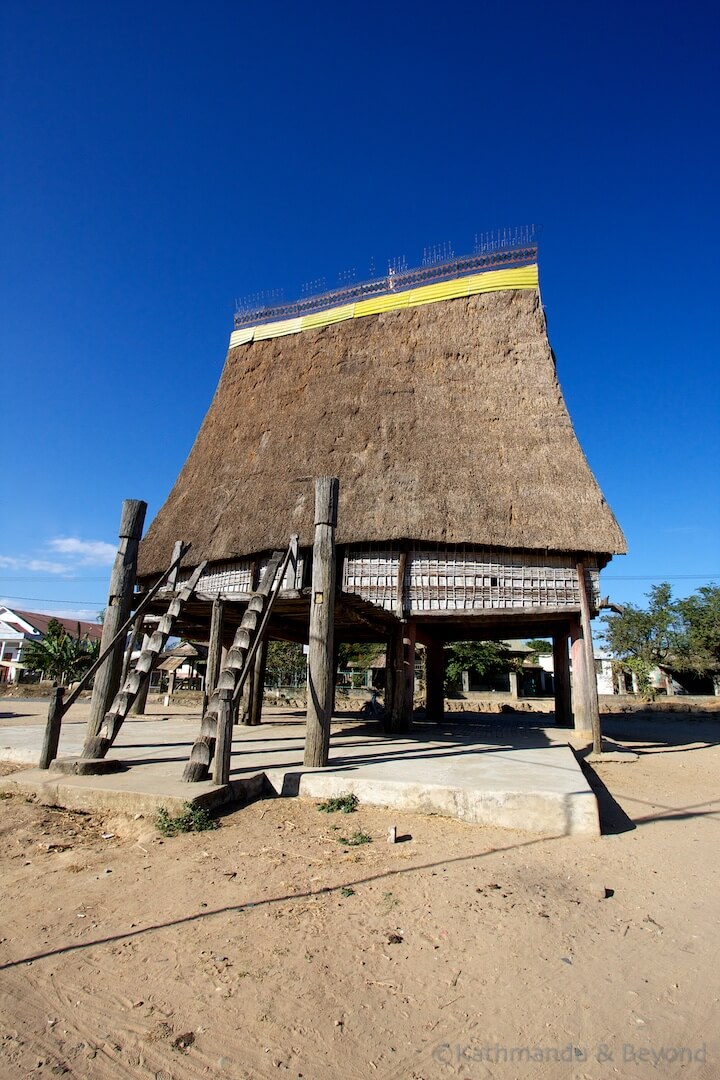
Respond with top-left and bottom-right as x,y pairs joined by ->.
0,714 -> 719,1080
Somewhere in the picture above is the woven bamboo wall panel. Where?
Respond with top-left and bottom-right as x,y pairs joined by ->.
178,560 -> 254,594
177,555 -> 305,595
343,546 -> 599,613
343,549 -> 400,611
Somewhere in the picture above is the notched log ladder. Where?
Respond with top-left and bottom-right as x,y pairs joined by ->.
80,558 -> 207,760
182,544 -> 295,784
39,541 -> 194,768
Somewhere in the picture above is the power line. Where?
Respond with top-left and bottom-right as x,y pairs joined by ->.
0,578 -> 109,583
0,594 -> 105,606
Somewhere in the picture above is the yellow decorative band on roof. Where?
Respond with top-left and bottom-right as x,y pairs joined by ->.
229,263 -> 538,348
302,302 -> 355,330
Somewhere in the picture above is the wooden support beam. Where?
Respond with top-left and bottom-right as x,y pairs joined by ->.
577,561 -> 602,754
238,663 -> 252,725
384,631 -> 397,730
203,598 -> 225,713
570,617 -> 588,731
39,687 -> 65,769
166,540 -> 184,592
249,637 -> 268,725
213,688 -> 234,786
290,533 -> 301,588
303,477 -> 339,768
425,638 -> 445,723
384,545 -> 415,733
385,620 -> 415,733
87,501 -> 147,739
552,630 -> 572,727
401,621 -> 417,728
331,639 -> 340,713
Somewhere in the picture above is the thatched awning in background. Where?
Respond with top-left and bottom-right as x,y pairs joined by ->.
139,287 -> 625,576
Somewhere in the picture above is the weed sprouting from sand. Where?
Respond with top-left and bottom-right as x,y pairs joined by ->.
316,793 -> 359,814
337,830 -> 372,847
155,803 -> 218,837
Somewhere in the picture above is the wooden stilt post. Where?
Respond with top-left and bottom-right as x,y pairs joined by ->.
386,622 -> 415,732
552,629 -> 572,727
203,598 -> 225,714
87,500 -> 147,740
331,639 -> 340,714
425,639 -> 445,723
249,637 -> 268,725
384,632 -> 397,729
577,561 -> 602,755
385,550 -> 414,733
303,477 -> 339,768
213,688 -> 234,786
238,673 -> 252,725
166,540 -> 183,591
239,561 -> 260,725
39,687 -> 65,769
402,620 -> 416,726
570,616 -> 589,731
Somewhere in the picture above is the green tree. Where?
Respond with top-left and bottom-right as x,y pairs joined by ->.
444,641 -> 511,691
22,619 -> 99,685
674,585 -> 720,692
601,582 -> 720,696
525,638 -> 552,663
525,638 -> 552,653
600,583 -> 683,696
265,641 -> 307,687
338,643 -> 385,669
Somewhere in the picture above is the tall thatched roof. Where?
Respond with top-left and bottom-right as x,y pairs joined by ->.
139,283 -> 625,576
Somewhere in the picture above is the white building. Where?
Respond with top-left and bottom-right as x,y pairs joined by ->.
0,607 -> 103,684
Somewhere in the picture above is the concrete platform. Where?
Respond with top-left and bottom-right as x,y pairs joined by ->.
0,701 -> 599,836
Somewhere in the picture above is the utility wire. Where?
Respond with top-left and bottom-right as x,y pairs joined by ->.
0,594 -> 105,606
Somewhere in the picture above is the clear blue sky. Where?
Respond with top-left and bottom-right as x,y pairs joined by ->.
1,0 -> 718,621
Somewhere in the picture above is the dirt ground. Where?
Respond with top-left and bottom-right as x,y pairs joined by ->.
1,715 -> 718,1080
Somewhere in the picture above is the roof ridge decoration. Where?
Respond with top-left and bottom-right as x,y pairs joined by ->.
231,262 -> 538,347
231,230 -> 538,346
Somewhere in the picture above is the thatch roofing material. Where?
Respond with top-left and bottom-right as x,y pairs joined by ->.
139,289 -> 625,577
